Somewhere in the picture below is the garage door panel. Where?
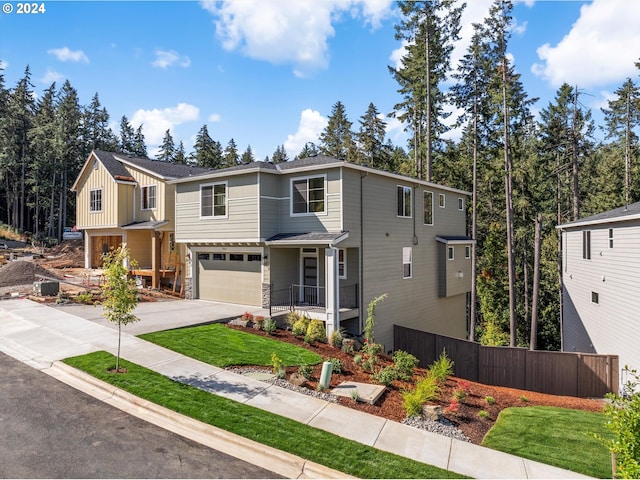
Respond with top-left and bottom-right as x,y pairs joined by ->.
198,256 -> 261,306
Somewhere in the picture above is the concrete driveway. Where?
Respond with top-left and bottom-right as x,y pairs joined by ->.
53,299 -> 270,335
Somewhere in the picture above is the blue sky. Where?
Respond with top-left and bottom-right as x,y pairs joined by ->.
1,0 -> 639,161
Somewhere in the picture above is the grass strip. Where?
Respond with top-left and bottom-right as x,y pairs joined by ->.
482,406 -> 611,478
139,323 -> 322,367
64,351 -> 465,479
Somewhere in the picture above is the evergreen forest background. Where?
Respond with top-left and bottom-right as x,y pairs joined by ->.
1,1 -> 639,351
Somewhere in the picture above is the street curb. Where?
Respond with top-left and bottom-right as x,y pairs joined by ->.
46,361 -> 356,479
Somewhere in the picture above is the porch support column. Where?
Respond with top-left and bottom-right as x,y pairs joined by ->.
151,231 -> 160,289
325,246 -> 340,338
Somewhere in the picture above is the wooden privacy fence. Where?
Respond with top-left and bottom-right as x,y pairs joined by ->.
394,325 -> 619,397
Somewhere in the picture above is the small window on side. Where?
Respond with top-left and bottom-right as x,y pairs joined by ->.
230,254 -> 244,261
448,246 -> 454,261
458,198 -> 464,210
609,228 -> 613,248
465,245 -> 471,259
591,291 -> 599,304
402,247 -> 412,279
439,193 -> 445,208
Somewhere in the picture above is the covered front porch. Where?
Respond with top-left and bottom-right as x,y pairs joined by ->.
264,232 -> 359,335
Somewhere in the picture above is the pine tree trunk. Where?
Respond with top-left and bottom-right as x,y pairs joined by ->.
530,214 -> 542,350
572,85 -> 580,221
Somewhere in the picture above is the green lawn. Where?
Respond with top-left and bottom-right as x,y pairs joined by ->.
482,406 -> 611,478
63,351 -> 465,479
139,323 -> 322,367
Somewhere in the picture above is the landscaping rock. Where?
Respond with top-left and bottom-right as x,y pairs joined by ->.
422,405 -> 443,421
289,372 -> 307,387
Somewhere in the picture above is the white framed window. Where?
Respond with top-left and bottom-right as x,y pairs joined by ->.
458,197 -> 464,211
591,291 -> 599,304
465,245 -> 471,259
89,188 -> 102,212
201,182 -> 227,218
230,254 -> 244,261
247,254 -> 262,262
448,246 -> 455,261
291,175 -> 326,215
397,185 -> 412,218
212,253 -> 226,261
439,193 -> 446,208
141,184 -> 157,210
608,228 -> 613,248
423,191 -> 433,225
402,247 -> 412,279
582,230 -> 591,259
338,249 -> 347,279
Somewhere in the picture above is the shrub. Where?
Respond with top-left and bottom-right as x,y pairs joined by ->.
402,389 -> 424,418
444,397 -> 460,416
253,315 -> 265,330
304,320 -> 327,344
270,353 -> 285,378
285,311 -> 302,329
75,292 -> 94,305
325,357 -> 343,374
297,364 -> 314,380
341,338 -> 355,354
477,410 -> 490,420
241,311 -> 254,323
329,329 -> 343,348
372,365 -> 397,386
361,355 -> 378,373
597,366 -> 640,479
453,389 -> 467,403
361,340 -> 383,357
262,317 -> 276,334
364,293 -> 387,343
393,350 -> 418,381
520,395 -> 529,403
291,316 -> 310,336
415,375 -> 439,402
353,354 -> 363,366
428,349 -> 454,385
485,396 -> 496,405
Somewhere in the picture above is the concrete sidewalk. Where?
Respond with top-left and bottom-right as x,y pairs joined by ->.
0,299 -> 592,479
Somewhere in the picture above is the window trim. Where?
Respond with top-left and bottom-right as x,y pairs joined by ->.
448,246 -> 455,261
89,188 -> 103,213
465,245 -> 471,259
608,228 -> 613,249
229,253 -> 244,262
140,184 -> 157,211
591,291 -> 599,305
290,174 -> 327,216
402,247 -> 412,279
423,191 -> 434,226
338,248 -> 347,279
458,197 -> 464,211
439,193 -> 446,208
200,181 -> 228,219
397,185 -> 412,218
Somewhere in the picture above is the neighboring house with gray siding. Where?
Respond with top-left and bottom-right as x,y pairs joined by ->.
558,201 -> 640,382
170,155 -> 473,352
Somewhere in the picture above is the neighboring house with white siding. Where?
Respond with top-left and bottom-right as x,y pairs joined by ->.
558,201 -> 640,382
170,155 -> 473,352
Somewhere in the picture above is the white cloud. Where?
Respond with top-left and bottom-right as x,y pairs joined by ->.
130,103 -> 200,146
208,113 -> 222,122
48,47 -> 89,63
40,68 -> 64,85
152,49 -> 191,69
532,0 -> 640,88
284,109 -> 327,157
0,60 -> 8,70
201,0 -> 393,76
389,39 -> 409,71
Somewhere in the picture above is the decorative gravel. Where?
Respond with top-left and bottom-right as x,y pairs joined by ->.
226,366 -> 470,442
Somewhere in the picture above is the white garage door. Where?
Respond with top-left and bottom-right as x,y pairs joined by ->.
197,252 -> 262,306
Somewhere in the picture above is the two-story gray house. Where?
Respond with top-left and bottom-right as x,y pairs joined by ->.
170,155 -> 472,352
558,201 -> 640,381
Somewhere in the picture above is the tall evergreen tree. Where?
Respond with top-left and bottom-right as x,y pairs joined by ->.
118,116 -> 136,155
157,129 -> 175,162
133,125 -> 147,158
240,144 -> 255,164
174,141 -> 187,165
357,102 -> 390,169
223,138 -> 239,167
296,142 -> 318,159
318,101 -> 356,160
271,144 -> 289,163
390,0 -> 464,180
601,78 -> 640,206
83,93 -> 117,154
192,124 -> 222,168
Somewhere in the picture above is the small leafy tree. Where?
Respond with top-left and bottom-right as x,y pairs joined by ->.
102,246 -> 139,372
364,293 -> 387,343
597,366 -> 640,479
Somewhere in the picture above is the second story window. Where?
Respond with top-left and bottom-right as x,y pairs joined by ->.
291,175 -> 325,215
582,230 -> 591,259
397,185 -> 412,218
90,188 -> 102,212
424,191 -> 433,225
201,182 -> 227,218
141,185 -> 157,210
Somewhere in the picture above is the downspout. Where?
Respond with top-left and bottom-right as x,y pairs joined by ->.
359,172 -> 368,333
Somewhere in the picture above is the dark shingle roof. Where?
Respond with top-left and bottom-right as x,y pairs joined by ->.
266,231 -> 349,245
94,150 -> 214,180
559,201 -> 640,228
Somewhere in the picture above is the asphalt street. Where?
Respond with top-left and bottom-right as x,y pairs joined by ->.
0,352 -> 280,479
